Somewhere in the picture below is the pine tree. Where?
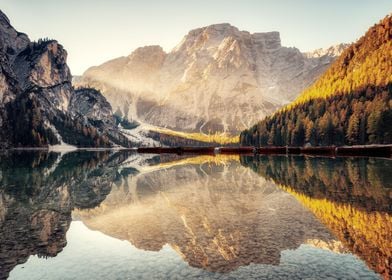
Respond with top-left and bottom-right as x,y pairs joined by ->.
305,120 -> 316,146
347,114 -> 360,144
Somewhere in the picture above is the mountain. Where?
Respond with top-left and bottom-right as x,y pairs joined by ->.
0,10 -> 131,148
78,23 -> 346,135
241,14 -> 392,147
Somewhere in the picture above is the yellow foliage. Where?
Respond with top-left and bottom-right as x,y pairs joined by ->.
150,126 -> 239,145
288,41 -> 392,110
274,15 -> 392,115
282,185 -> 392,278
146,154 -> 240,171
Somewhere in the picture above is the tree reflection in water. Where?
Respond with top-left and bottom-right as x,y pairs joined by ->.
241,155 -> 392,278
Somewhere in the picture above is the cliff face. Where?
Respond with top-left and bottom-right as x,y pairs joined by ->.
80,23 -> 346,134
0,11 -> 29,57
70,88 -> 115,125
0,10 -> 131,148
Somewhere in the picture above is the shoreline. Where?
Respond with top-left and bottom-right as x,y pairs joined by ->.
2,144 -> 391,158
135,145 -> 392,158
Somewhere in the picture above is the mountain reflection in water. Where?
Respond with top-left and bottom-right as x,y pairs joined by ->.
0,151 -> 390,280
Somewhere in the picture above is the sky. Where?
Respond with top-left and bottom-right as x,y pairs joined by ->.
1,0 -> 391,75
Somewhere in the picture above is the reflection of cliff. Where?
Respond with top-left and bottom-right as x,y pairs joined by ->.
285,187 -> 392,280
0,202 -> 70,280
76,160 -> 340,273
240,155 -> 392,279
0,151 -> 130,279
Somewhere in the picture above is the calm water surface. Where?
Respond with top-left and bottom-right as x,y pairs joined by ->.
0,151 -> 390,280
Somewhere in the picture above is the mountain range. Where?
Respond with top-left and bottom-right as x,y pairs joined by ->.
78,24 -> 346,135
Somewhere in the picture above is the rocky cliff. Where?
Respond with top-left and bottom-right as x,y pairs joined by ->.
80,23 -> 346,134
0,10 -> 131,148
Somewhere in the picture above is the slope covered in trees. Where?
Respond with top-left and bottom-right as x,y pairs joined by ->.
241,15 -> 392,147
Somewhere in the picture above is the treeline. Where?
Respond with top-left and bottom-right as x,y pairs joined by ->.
6,90 -> 113,147
240,84 -> 392,146
51,113 -> 111,147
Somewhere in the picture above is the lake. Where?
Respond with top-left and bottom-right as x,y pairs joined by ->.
0,151 -> 390,279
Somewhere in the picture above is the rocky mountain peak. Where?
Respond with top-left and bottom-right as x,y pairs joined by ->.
0,10 -> 29,56
203,23 -> 241,36
187,23 -> 240,38
305,43 -> 349,58
13,40 -> 71,91
32,41 -> 71,87
173,23 -> 247,53
127,45 -> 166,68
0,10 -> 11,26
252,31 -> 281,49
174,24 -> 282,54
128,45 -> 165,59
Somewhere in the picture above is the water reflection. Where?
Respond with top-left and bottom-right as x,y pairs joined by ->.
75,155 -> 342,273
240,156 -> 392,211
0,151 -> 390,279
241,155 -> 392,278
0,151 -> 132,279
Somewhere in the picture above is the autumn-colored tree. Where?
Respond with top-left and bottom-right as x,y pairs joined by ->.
347,113 -> 360,144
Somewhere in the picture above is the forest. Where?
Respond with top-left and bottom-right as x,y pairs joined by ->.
7,90 -> 113,147
241,14 -> 392,147
240,84 -> 392,146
